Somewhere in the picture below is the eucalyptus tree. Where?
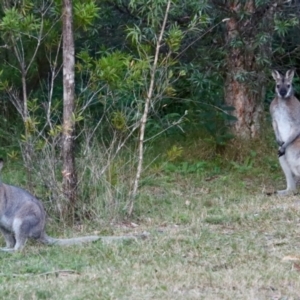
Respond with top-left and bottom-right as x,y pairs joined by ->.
211,0 -> 295,138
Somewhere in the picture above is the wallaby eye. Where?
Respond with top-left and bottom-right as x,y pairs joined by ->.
276,85 -> 280,89
287,84 -> 291,88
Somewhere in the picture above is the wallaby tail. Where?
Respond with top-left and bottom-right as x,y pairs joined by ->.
39,233 -> 148,246
40,234 -> 101,246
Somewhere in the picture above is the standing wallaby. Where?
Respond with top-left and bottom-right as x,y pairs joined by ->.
0,158 -> 144,252
270,69 -> 300,195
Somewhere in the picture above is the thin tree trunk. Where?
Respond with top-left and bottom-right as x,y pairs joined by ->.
128,0 -> 171,216
62,0 -> 76,222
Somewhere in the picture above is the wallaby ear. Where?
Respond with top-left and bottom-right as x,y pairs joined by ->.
0,158 -> 3,171
285,69 -> 295,81
272,70 -> 281,81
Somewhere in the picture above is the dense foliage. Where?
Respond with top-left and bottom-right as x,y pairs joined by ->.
0,0 -> 299,218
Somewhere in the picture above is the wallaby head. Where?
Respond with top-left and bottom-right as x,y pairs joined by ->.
272,69 -> 295,99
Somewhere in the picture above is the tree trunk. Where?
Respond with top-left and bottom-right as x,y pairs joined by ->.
62,0 -> 76,222
222,0 -> 282,138
224,78 -> 265,139
224,14 -> 264,138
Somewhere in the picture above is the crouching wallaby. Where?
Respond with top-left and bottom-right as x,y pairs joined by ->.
0,158 -> 145,252
270,69 -> 300,195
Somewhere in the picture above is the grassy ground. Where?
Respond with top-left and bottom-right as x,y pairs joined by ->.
1,138 -> 300,299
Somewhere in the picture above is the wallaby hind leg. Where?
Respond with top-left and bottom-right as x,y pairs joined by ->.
11,218 -> 31,251
13,235 -> 27,251
0,227 -> 16,249
278,155 -> 297,195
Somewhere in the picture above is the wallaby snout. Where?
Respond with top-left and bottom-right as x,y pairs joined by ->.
279,86 -> 289,98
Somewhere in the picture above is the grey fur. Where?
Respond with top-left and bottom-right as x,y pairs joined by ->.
270,70 -> 300,195
0,159 -> 143,252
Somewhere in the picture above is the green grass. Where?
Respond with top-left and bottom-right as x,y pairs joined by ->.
1,135 -> 300,299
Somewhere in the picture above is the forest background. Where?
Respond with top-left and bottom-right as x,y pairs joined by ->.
2,1 -> 300,299
0,0 -> 299,222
